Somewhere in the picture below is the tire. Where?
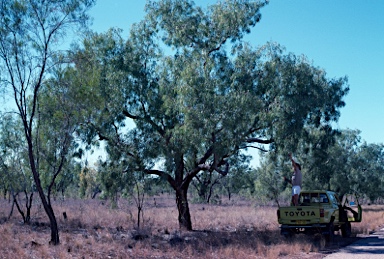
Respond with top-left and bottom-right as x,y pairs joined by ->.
281,228 -> 294,239
325,222 -> 335,242
341,221 -> 352,238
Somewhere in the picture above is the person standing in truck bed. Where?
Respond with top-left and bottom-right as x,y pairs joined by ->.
284,154 -> 302,206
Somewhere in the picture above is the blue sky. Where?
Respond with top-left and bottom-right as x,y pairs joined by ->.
89,0 -> 384,145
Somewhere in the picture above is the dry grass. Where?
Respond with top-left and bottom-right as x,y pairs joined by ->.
352,204 -> 384,235
0,194 -> 383,259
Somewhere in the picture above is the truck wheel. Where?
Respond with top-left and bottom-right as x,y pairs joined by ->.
325,222 -> 334,242
281,229 -> 294,238
341,221 -> 351,238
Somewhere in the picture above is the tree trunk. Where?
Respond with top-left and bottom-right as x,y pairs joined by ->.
25,191 -> 33,224
46,204 -> 59,245
11,190 -> 33,224
33,180 -> 60,245
26,136 -> 60,245
33,168 -> 60,245
176,187 -> 192,230
7,198 -> 15,220
13,193 -> 26,223
137,206 -> 142,229
37,186 -> 59,245
226,186 -> 231,201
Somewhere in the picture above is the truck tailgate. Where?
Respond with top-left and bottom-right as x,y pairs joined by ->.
278,206 -> 321,224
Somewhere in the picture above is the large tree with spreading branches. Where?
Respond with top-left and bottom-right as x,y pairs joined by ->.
72,0 -> 349,230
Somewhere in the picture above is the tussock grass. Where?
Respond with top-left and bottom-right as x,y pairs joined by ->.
0,195 -> 383,258
352,204 -> 384,235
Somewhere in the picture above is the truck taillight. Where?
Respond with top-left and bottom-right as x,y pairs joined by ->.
277,209 -> 280,219
320,208 -> 324,217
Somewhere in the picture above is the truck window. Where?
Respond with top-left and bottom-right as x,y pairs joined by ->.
311,196 -> 319,203
300,194 -> 311,204
319,193 -> 329,203
300,193 -> 328,204
328,193 -> 338,205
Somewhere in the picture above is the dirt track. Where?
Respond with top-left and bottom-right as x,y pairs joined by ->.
323,228 -> 384,258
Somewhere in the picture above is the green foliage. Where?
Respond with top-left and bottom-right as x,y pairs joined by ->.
0,2 -> 381,223
31,65 -> 96,202
0,1 -> 382,221
145,0 -> 265,48
66,0 -> 350,229
79,166 -> 98,198
325,130 -> 384,201
0,113 -> 34,195
253,152 -> 292,205
0,0 -> 96,244
219,160 -> 257,198
257,128 -> 384,203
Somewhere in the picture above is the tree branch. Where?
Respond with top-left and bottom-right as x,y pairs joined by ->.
245,137 -> 274,145
243,145 -> 269,152
123,109 -> 140,120
143,169 -> 177,190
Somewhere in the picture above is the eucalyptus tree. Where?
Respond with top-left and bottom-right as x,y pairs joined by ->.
0,0 -> 95,244
191,156 -> 253,203
280,128 -> 384,201
0,113 -> 19,199
254,124 -> 341,205
75,0 -> 349,230
37,68 -> 85,198
0,112 -> 35,223
283,125 -> 340,191
353,142 -> 384,201
325,130 -> 384,201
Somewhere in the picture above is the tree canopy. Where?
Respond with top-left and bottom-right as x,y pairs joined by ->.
67,0 -> 349,230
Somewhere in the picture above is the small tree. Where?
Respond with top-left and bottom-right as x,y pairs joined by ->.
254,152 -> 292,206
131,173 -> 147,229
0,113 -> 35,223
0,0 -> 95,244
79,166 -> 100,199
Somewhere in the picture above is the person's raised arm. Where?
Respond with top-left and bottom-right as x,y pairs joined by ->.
289,153 -> 298,170
284,153 -> 298,184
